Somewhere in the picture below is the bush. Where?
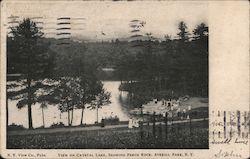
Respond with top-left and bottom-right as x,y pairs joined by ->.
49,122 -> 65,128
35,126 -> 45,129
104,116 -> 120,125
8,123 -> 25,131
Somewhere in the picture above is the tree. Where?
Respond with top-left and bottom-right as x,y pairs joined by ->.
175,21 -> 191,93
192,23 -> 209,96
89,87 -> 111,124
77,75 -> 102,125
51,77 -> 80,126
177,21 -> 190,42
77,77 -> 88,126
75,58 -> 103,125
40,103 -> 47,128
50,75 -> 107,126
164,34 -> 171,42
193,23 -> 208,40
51,40 -> 109,126
7,18 -> 54,129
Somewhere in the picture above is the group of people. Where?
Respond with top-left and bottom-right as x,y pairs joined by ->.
128,118 -> 140,128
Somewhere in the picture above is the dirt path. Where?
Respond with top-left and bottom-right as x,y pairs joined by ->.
8,118 -> 208,136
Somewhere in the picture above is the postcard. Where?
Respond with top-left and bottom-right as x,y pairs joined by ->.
0,0 -> 249,158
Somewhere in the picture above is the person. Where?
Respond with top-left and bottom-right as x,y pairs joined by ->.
128,118 -> 133,128
101,118 -> 105,127
134,118 -> 139,127
183,109 -> 186,118
110,112 -> 114,118
177,111 -> 181,117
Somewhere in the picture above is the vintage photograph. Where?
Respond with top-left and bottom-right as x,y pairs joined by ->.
5,1 -> 208,149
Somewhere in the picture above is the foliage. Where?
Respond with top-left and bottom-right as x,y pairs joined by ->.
115,21 -> 208,98
193,23 -> 208,40
177,21 -> 190,42
49,122 -> 66,128
8,123 -> 25,131
88,86 -> 111,123
104,116 -> 120,125
7,18 -> 55,129
88,87 -> 111,110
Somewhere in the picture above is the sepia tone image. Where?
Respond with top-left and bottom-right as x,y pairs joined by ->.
5,1 -> 208,149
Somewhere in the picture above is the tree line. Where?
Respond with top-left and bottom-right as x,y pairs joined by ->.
114,21 -> 208,107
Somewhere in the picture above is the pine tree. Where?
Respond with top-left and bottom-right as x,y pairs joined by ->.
177,21 -> 190,42
192,23 -> 208,96
7,18 -> 54,129
193,23 -> 208,40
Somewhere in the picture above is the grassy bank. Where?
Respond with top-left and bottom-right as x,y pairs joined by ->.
7,120 -> 208,149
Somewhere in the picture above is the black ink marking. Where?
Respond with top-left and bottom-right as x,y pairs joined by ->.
56,33 -> 71,35
56,28 -> 71,30
8,21 -> 19,24
57,22 -> 71,25
58,38 -> 70,40
224,111 -> 226,138
57,17 -> 71,20
130,20 -> 140,22
130,34 -> 143,38
131,30 -> 140,33
237,110 -> 241,136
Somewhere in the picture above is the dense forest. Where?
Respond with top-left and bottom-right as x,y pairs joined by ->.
8,23 -> 208,93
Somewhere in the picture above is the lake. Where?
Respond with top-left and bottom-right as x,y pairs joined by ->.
7,80 -> 208,128
8,81 -> 130,128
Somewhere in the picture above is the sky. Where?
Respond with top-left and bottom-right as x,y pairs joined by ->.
3,1 -> 208,42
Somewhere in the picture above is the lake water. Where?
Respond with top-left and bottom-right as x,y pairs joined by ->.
8,81 -> 130,128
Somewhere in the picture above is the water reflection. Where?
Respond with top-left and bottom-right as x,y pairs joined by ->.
8,81 -> 130,128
